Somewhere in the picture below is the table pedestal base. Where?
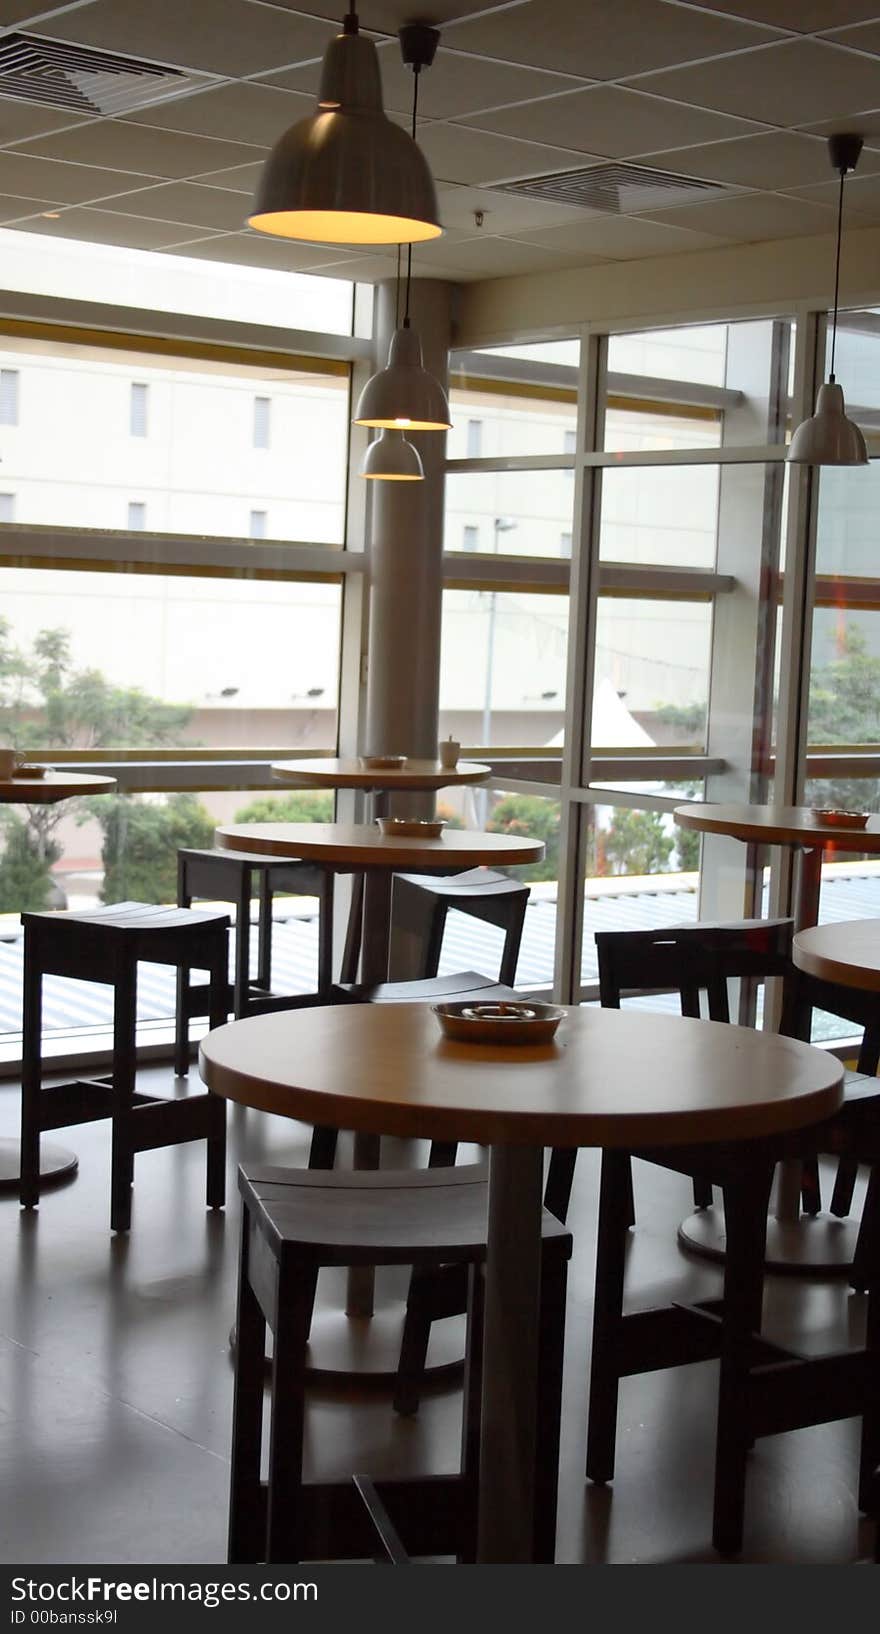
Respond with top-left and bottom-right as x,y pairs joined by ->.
0,1137 -> 78,1194
678,1205 -> 860,1275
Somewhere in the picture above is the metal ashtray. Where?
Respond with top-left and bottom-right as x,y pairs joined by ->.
811,808 -> 870,828
359,754 -> 407,770
432,1000 -> 564,1045
376,816 -> 446,838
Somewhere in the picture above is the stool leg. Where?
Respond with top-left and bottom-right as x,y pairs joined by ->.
204,934 -> 228,1209
256,870 -> 272,994
233,871 -> 251,1019
859,1265 -> 880,1512
174,853 -> 192,1077
340,873 -> 364,984
458,1262 -> 485,1564
533,1248 -> 568,1564
712,1161 -> 772,1557
20,928 -> 43,1209
316,872 -> 334,1001
266,1259 -> 318,1565
498,895 -> 527,989
307,1125 -> 338,1170
853,1165 -> 880,1295
110,959 -> 137,1233
228,1219 -> 268,1564
586,1150 -> 631,1483
831,1156 -> 860,1219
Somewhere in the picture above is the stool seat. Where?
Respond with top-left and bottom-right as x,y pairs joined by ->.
390,869 -> 529,987
229,1161 -> 572,1564
21,900 -> 229,1231
337,970 -> 518,1005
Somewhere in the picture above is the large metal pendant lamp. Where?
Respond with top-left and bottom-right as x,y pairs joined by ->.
248,8 -> 442,246
354,25 -> 452,435
788,133 -> 868,467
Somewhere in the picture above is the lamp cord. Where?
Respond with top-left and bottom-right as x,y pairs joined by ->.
829,163 -> 846,383
403,66 -> 421,326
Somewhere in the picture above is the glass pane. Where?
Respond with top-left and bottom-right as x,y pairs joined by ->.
448,387 -> 576,460
0,333 -> 349,544
444,469 -> 574,558
814,460 -> 880,577
826,308 -> 880,419
599,464 -> 719,567
604,319 -> 793,453
0,226 -> 354,336
594,598 -> 711,749
440,589 -> 568,748
0,568 -> 341,750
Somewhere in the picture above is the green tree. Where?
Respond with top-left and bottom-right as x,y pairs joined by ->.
233,790 -> 334,824
98,795 -> 215,905
604,807 -> 673,877
0,620 -> 197,909
487,794 -> 560,883
807,626 -> 880,812
0,817 -> 59,912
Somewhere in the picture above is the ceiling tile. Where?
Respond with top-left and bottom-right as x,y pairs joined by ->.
437,183 -> 587,235
823,21 -> 880,55
635,38 -> 880,127
0,2 -> 65,20
163,228 -> 359,272
124,83 -> 311,147
0,149 -> 146,202
187,160 -> 264,194
32,0 -> 338,79
801,110 -> 880,149
0,192 -> 57,221
17,120 -> 260,179
635,130 -> 880,191
680,0 -> 880,26
418,121 -> 591,186
515,212 -> 723,258
0,94 -> 89,144
462,84 -> 765,160
418,233 -> 603,278
265,42 -> 586,120
442,0 -> 779,78
13,205 -> 211,250
305,1 -> 513,29
644,190 -> 839,239
94,180 -> 250,231
784,171 -> 880,224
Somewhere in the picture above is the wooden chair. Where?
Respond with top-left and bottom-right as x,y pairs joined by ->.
174,847 -> 334,1075
228,1162 -> 572,1564
20,901 -> 229,1232
390,868 -> 529,986
585,917 -> 880,1555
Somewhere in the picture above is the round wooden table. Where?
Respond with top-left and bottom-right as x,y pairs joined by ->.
0,769 -> 117,1190
674,802 -> 880,931
793,919 -> 880,991
271,756 -> 491,800
200,1001 -> 843,1563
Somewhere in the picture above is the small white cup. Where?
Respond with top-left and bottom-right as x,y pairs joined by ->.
0,748 -> 16,779
439,738 -> 460,770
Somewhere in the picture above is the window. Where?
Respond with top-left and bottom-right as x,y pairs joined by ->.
466,418 -> 482,458
249,509 -> 267,539
560,531 -> 571,558
564,430 -> 576,456
127,501 -> 146,531
462,524 -> 478,551
129,381 -> 148,437
0,368 -> 19,425
253,396 -> 271,449
0,493 -> 14,522
445,468 -> 574,559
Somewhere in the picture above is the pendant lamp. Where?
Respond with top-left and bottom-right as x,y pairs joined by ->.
788,133 -> 868,467
248,8 -> 441,246
361,428 -> 424,481
354,25 -> 452,434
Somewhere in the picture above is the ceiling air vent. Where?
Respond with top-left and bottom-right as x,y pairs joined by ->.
497,162 -> 730,214
0,32 -> 201,117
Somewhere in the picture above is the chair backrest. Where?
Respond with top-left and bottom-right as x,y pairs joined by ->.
595,918 -> 793,1025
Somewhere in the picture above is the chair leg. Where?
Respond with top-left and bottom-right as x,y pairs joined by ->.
316,872 -> 334,1000
233,872 -> 251,1019
800,1156 -> 822,1216
543,1148 -> 578,1226
712,1160 -> 772,1557
19,930 -> 43,1209
533,1247 -> 568,1563
497,895 -> 527,989
340,872 -> 364,984
228,1219 -> 268,1564
256,870 -> 272,994
174,855 -> 192,1076
265,1260 -> 318,1565
110,959 -> 138,1233
831,1156 -> 860,1219
692,1175 -> 713,1209
586,1150 -> 632,1483
205,938 -> 228,1210
428,1141 -> 457,1168
853,1164 -> 880,1297
394,1262 -> 469,1417
308,1126 -> 338,1169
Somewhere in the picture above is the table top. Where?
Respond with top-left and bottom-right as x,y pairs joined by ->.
199,1002 -> 843,1149
271,756 -> 491,790
215,822 -> 544,870
793,920 -> 880,992
674,801 -> 880,851
0,771 -> 117,803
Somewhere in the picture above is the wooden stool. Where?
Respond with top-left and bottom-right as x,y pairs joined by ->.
21,901 -> 229,1231
390,869 -> 529,985
228,1162 -> 572,1564
175,847 -> 334,1075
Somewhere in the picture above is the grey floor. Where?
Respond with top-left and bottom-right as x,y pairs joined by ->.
0,1063 -> 874,1566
